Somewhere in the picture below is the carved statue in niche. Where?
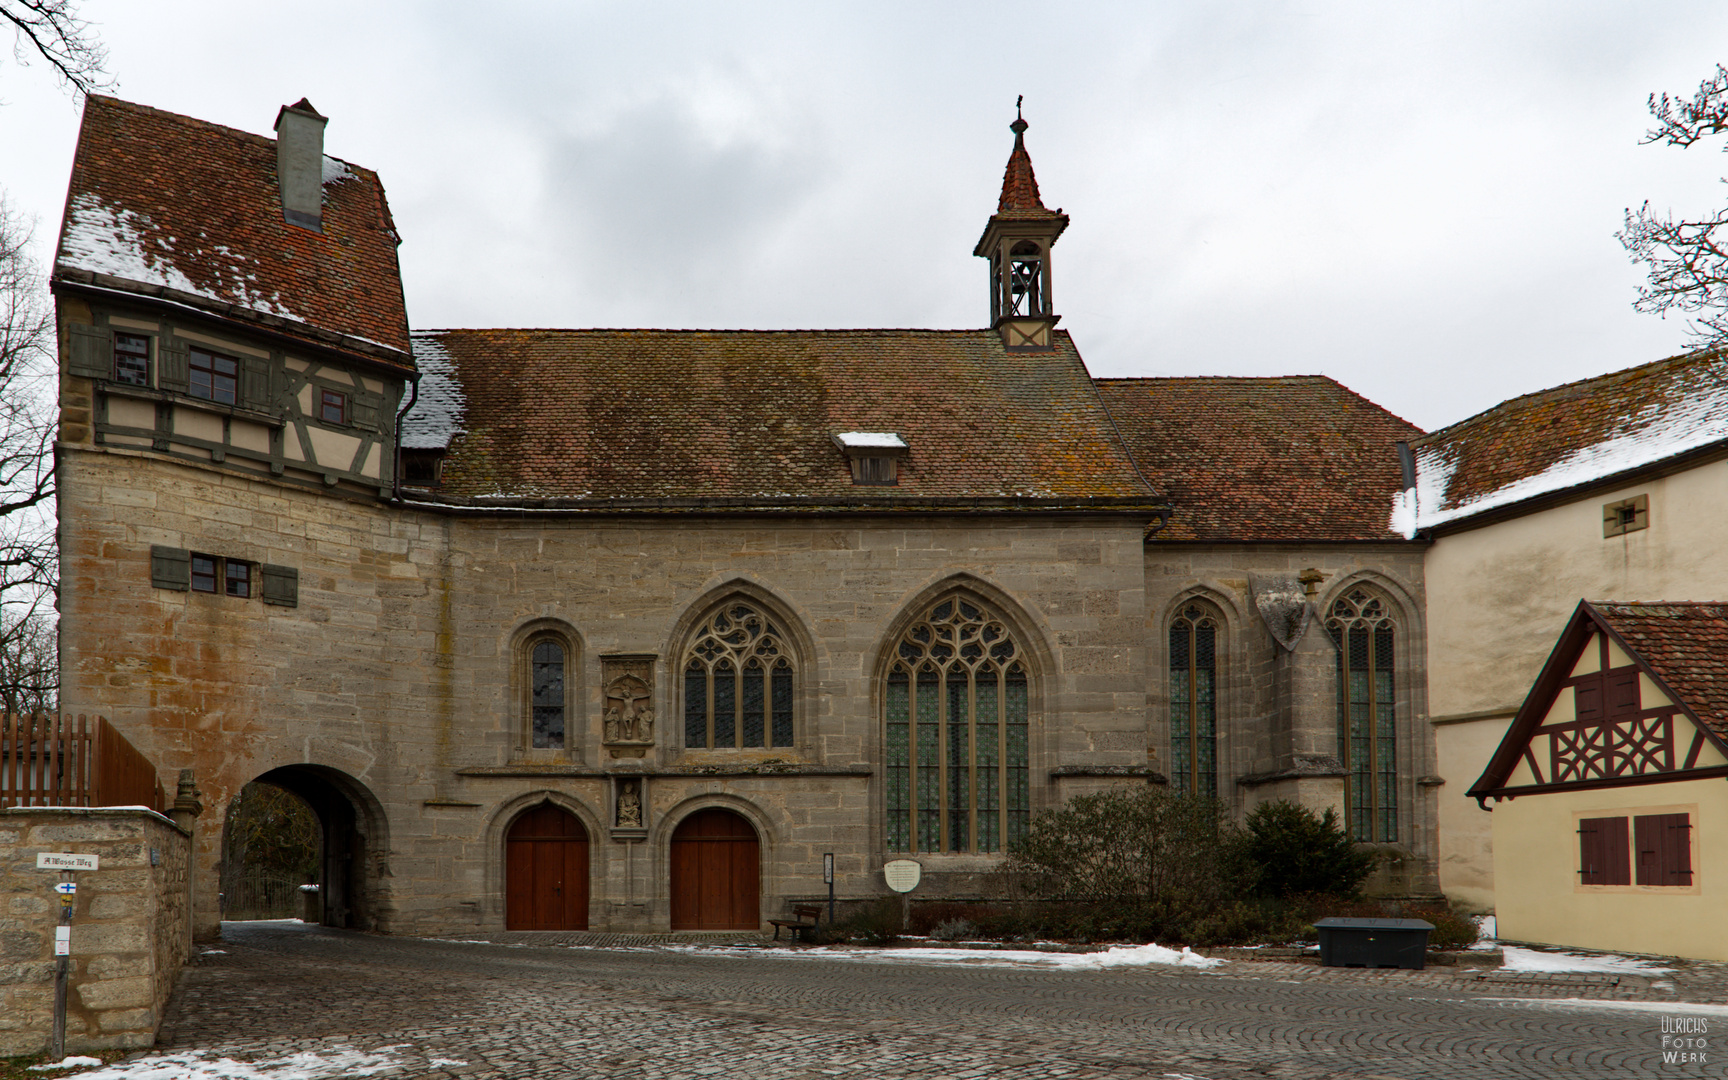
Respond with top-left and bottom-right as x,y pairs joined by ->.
601,657 -> 655,758
616,779 -> 643,828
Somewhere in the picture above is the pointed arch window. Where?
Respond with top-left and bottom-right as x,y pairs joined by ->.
885,596 -> 1030,854
683,601 -> 795,750
1169,603 -> 1218,798
1326,587 -> 1398,842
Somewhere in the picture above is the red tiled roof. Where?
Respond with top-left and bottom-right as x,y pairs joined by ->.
1095,376 -> 1424,541
1596,602 -> 1728,739
998,119 -> 1048,214
406,328 -> 1157,505
1407,349 -> 1728,530
53,96 -> 411,366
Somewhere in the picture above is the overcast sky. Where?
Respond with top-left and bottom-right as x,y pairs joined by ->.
4,1 -> 1727,431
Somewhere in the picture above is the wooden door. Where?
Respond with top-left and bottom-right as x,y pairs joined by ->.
505,804 -> 589,930
669,808 -> 760,930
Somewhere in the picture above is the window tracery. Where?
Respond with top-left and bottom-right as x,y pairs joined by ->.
885,595 -> 1030,854
1325,587 -> 1398,842
683,601 -> 795,750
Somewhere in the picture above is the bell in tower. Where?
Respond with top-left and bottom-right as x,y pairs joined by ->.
974,99 -> 1070,351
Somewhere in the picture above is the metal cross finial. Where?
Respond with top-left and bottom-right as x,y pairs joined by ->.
1016,95 -> 1023,119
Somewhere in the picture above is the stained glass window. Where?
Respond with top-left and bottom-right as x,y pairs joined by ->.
1169,604 -> 1218,799
1326,588 -> 1398,842
884,596 -> 1031,853
683,602 -> 796,749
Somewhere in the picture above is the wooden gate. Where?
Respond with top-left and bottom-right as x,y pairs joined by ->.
670,808 -> 760,930
505,804 -> 590,930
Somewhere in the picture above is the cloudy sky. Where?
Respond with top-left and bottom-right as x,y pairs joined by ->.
4,1 -> 1727,431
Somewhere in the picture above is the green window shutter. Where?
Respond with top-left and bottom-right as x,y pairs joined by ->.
67,323 -> 112,379
240,356 -> 272,409
261,564 -> 298,607
150,546 -> 189,591
159,339 -> 190,393
351,390 -> 383,431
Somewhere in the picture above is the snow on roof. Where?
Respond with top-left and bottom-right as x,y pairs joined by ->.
59,193 -> 304,323
401,333 -> 468,450
832,431 -> 908,450
1392,349 -> 1728,537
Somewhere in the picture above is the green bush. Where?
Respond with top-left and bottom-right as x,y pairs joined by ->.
1241,800 -> 1378,900
818,897 -> 903,946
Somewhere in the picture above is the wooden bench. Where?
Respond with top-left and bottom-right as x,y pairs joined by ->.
769,905 -> 823,941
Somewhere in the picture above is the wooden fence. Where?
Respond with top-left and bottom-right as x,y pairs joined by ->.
0,713 -> 166,811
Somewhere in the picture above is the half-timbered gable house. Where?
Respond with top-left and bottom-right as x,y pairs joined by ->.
1469,602 -> 1728,959
1402,347 -> 1728,913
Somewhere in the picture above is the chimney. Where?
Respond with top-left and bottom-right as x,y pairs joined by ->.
274,98 -> 328,232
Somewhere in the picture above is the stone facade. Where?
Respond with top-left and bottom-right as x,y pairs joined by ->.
0,808 -> 191,1055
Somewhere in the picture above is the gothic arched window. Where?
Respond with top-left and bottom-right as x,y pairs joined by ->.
1169,603 -> 1219,799
1326,587 -> 1398,842
885,596 -> 1030,854
683,602 -> 795,750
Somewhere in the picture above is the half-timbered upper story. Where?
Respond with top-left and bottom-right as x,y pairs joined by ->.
1469,601 -> 1728,806
52,96 -> 414,499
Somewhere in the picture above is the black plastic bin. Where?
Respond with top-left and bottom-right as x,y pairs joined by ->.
1314,917 -> 1434,970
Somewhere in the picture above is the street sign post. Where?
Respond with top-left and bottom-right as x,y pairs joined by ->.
37,854 -> 98,1059
823,853 -> 835,925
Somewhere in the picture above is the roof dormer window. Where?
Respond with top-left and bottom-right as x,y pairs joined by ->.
833,432 -> 908,487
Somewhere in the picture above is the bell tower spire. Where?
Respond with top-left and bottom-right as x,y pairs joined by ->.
974,98 -> 1069,351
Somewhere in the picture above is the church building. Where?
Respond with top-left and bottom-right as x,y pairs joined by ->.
51,95 -> 1432,937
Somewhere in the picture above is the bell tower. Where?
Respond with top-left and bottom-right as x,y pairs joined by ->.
974,99 -> 1069,351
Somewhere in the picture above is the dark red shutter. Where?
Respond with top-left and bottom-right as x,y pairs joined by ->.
1606,670 -> 1640,717
1579,817 -> 1629,885
1574,676 -> 1604,723
1634,812 -> 1694,886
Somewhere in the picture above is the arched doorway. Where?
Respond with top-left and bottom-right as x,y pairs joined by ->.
240,765 -> 389,931
505,803 -> 590,930
669,808 -> 760,930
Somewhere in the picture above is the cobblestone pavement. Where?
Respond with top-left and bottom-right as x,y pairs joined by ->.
149,922 -> 1728,1080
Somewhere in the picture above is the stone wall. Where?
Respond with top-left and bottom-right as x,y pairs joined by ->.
58,447 -> 1153,937
0,807 -> 191,1056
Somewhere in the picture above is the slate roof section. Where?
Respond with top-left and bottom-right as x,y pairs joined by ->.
402,328 -> 1158,506
1396,348 -> 1728,536
53,96 -> 412,368
1094,376 -> 1424,542
1596,602 -> 1728,739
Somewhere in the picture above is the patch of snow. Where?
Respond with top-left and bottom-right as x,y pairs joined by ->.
1469,914 -> 1497,950
199,948 -> 227,955
426,1060 -> 467,1068
1388,487 -> 1417,540
1403,372 -> 1728,532
1485,997 -> 1728,1017
53,1046 -> 406,1079
30,1056 -> 103,1071
320,156 -> 356,186
647,942 -> 1223,970
833,431 -> 907,450
1499,945 -> 1673,976
59,194 -> 303,324
401,335 -> 467,450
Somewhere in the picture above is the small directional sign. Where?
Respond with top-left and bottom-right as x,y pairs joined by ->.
53,882 -> 77,895
54,925 -> 70,956
37,853 -> 99,871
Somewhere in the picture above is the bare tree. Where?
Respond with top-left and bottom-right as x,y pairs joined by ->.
2,0 -> 112,96
1619,65 -> 1728,348
0,197 -> 57,714
0,606 -> 55,714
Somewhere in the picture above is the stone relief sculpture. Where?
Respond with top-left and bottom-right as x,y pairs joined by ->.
601,657 -> 655,758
